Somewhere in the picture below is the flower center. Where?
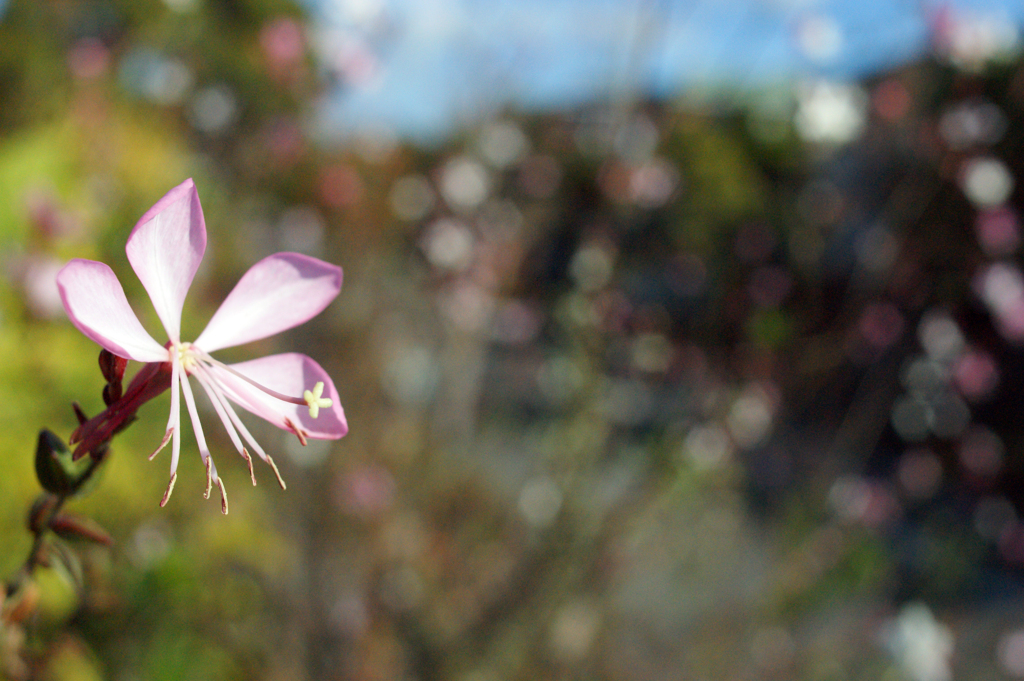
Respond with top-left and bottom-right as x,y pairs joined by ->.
177,341 -> 199,372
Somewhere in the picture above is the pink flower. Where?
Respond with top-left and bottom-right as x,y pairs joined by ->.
56,179 -> 347,513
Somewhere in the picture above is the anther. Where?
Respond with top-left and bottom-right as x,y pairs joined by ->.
284,418 -> 309,446
203,457 -> 213,500
160,471 -> 177,507
218,478 -> 229,515
149,429 -> 173,461
241,448 -> 256,486
266,455 -> 287,490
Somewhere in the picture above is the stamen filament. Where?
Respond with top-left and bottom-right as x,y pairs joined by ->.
178,370 -> 215,494
191,347 -> 309,408
193,365 -> 247,458
191,360 -> 285,489
193,364 -> 260,486
169,357 -> 182,477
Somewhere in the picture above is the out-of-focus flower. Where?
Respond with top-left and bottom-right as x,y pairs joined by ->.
57,179 -> 347,512
931,6 -> 1020,72
960,156 -> 1014,208
260,17 -> 307,75
794,80 -> 866,145
13,255 -> 66,319
882,602 -> 954,681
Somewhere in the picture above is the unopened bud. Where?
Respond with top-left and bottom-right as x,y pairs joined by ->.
71,402 -> 88,426
50,514 -> 114,547
2,580 -> 40,624
102,382 -> 122,406
34,429 -> 100,496
35,430 -> 75,496
98,349 -> 128,386
27,493 -> 59,535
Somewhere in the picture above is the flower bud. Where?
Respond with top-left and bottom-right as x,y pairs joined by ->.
1,580 -> 39,624
50,514 -> 114,547
98,349 -> 127,386
71,402 -> 88,426
34,429 -> 99,497
102,382 -> 122,406
26,493 -> 59,535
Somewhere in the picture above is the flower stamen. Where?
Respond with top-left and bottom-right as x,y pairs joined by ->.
204,454 -> 213,500
192,362 -> 282,486
193,366 -> 248,457
160,471 -> 177,507
283,417 -> 309,446
265,454 -> 286,490
218,478 -> 228,514
168,356 -> 182,478
177,342 -> 198,371
149,429 -> 172,461
241,448 -> 256,486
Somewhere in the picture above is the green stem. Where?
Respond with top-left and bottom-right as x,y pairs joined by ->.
4,455 -> 104,600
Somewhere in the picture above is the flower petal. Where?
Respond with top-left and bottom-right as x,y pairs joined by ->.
209,353 -> 347,440
57,259 -> 168,362
194,253 -> 341,352
126,178 -> 207,342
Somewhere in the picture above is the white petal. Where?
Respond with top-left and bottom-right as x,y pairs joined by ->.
126,179 -> 207,342
195,253 -> 341,352
56,259 -> 168,362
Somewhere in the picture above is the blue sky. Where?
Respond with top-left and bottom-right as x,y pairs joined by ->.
303,0 -> 1024,142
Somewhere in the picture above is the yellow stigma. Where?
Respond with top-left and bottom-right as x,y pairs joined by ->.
303,381 -> 332,419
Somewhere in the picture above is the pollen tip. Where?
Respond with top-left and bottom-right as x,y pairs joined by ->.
284,418 -> 309,446
266,455 -> 287,490
149,429 -> 173,461
218,478 -> 228,515
160,471 -> 177,507
242,448 -> 256,486
203,456 -> 213,499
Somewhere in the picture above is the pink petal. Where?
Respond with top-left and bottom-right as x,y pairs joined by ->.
210,353 -> 347,440
57,259 -> 168,362
195,253 -> 342,352
126,178 -> 207,342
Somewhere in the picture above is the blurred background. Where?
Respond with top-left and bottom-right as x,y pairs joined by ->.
3,0 -> 1024,679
